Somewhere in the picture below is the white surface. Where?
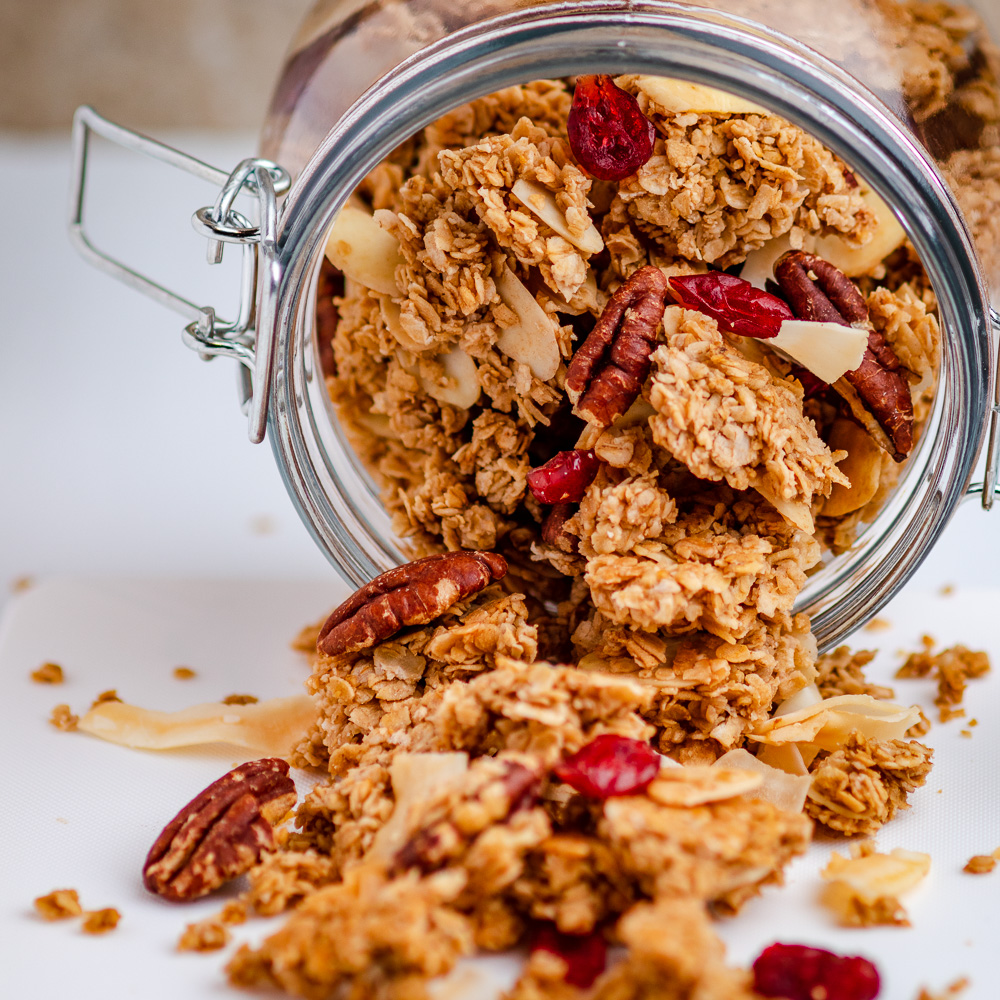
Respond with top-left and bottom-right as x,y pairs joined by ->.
0,133 -> 334,613
0,577 -> 998,999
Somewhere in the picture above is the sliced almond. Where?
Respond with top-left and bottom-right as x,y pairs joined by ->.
632,75 -> 768,116
77,695 -> 318,756
823,418 -> 884,516
751,477 -> 814,534
324,205 -> 403,296
494,265 -> 561,380
813,184 -> 907,278
510,178 -> 603,255
377,294 -> 429,352
418,345 -> 481,409
355,412 -> 399,440
713,748 -> 812,813
610,396 -> 657,430
646,765 -> 763,807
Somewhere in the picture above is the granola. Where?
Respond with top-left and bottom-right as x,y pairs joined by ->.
31,661 -> 64,684
80,6 -> 1000,997
805,731 -> 934,835
33,888 -> 82,921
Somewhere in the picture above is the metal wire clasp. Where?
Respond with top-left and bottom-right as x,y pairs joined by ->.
68,106 -> 291,443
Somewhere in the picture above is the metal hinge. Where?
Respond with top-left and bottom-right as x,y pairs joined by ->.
68,106 -> 291,443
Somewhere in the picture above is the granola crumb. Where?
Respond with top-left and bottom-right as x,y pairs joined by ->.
173,666 -> 197,680
865,617 -> 891,632
178,917 -> 231,952
963,855 -> 996,874
34,888 -> 82,920
222,694 -> 259,706
939,583 -> 956,596
11,574 -> 35,592
816,646 -> 894,700
916,977 -> 971,1000
49,704 -> 78,731
81,908 -> 120,934
896,644 -> 991,722
90,689 -> 121,709
219,900 -> 249,925
31,662 -> 65,684
960,729 -> 972,738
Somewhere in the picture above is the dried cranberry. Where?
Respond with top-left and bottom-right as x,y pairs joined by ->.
753,943 -> 880,1000
669,273 -> 793,339
553,735 -> 661,799
791,366 -> 829,399
527,449 -> 601,504
530,923 -> 607,989
568,75 -> 656,181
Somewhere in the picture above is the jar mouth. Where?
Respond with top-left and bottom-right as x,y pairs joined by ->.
268,0 -> 992,650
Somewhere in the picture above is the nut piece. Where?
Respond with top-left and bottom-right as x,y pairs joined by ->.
143,758 -> 296,903
317,551 -> 508,657
774,251 -> 913,461
566,266 -> 670,428
541,503 -> 579,554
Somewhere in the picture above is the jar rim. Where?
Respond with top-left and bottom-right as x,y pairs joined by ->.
266,0 -> 993,650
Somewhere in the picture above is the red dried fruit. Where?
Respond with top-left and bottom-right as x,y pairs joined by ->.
553,735 -> 661,799
753,943 -> 880,1000
568,75 -> 656,181
669,273 -> 793,339
530,923 -> 607,989
792,366 -> 829,399
527,449 -> 601,504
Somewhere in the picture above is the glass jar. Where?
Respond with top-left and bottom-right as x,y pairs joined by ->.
71,0 -> 1000,650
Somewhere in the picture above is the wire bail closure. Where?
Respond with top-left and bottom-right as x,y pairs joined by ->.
68,106 -> 290,443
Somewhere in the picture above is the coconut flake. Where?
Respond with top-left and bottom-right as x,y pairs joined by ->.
369,752 -> 470,861
494,265 -> 561,380
749,694 -> 922,751
646,765 -> 763,807
713,748 -> 812,813
77,695 -> 318,756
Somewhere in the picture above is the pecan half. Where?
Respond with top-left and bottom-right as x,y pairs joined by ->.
392,759 -> 540,874
143,759 -> 296,902
541,503 -> 579,554
566,265 -> 670,428
317,550 -> 508,657
774,251 -> 913,461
